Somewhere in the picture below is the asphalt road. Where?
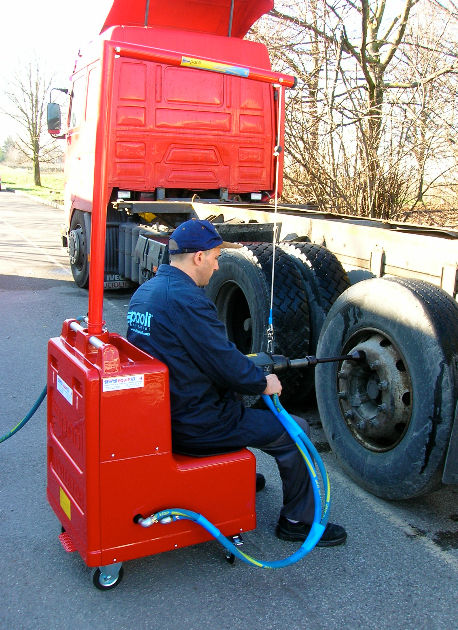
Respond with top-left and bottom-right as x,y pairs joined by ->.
0,191 -> 457,630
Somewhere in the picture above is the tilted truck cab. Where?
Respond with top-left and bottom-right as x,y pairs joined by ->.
66,23 -> 282,209
47,0 -> 294,288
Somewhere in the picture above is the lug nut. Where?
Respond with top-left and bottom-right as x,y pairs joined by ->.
369,360 -> 381,370
243,318 -> 252,332
378,380 -> 388,391
377,403 -> 388,412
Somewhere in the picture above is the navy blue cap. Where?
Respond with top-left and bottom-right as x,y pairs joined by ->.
168,219 -> 242,254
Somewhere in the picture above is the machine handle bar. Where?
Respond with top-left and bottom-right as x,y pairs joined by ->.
69,320 -> 105,349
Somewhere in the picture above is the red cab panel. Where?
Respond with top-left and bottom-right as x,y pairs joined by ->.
101,0 -> 273,38
110,48 -> 274,194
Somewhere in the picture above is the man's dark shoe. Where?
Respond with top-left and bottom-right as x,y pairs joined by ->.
276,516 -> 347,547
256,473 -> 266,492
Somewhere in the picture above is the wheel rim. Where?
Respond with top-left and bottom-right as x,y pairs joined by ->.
68,225 -> 85,269
98,571 -> 119,588
337,329 -> 413,452
215,281 -> 253,353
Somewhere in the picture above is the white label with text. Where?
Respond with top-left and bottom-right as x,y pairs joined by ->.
102,374 -> 145,392
57,375 -> 73,405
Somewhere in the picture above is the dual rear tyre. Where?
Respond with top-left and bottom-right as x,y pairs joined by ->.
207,246 -> 457,499
206,242 -> 349,402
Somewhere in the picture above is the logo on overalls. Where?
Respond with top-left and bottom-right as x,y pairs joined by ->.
127,310 -> 153,336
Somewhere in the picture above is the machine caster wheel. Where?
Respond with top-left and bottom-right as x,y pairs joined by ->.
93,564 -> 124,590
225,534 -> 243,565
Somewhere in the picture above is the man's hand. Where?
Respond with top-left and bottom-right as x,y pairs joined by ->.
263,373 -> 282,396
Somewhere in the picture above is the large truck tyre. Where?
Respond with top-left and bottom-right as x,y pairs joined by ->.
245,243 -> 310,353
315,277 -> 458,500
244,243 -> 310,401
68,210 -> 90,288
281,242 -> 350,397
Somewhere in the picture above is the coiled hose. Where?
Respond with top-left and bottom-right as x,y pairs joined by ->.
137,394 -> 331,568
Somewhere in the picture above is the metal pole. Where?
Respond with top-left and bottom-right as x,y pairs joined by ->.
114,41 -> 296,88
228,0 -> 234,36
87,41 -> 115,336
144,0 -> 151,27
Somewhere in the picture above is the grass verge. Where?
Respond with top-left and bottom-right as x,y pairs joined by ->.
0,165 -> 64,205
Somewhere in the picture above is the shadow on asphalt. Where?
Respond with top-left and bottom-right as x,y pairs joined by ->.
0,274 -> 74,291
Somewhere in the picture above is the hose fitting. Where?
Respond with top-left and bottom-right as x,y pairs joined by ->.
134,514 -> 157,528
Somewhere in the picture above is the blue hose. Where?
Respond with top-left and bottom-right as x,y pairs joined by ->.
144,394 -> 331,568
0,386 -> 47,443
263,394 -> 331,526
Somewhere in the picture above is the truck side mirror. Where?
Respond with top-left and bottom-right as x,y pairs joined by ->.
47,102 -> 62,136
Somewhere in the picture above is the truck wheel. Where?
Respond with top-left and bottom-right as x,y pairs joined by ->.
68,210 -> 90,288
206,248 -> 270,354
245,243 -> 310,402
281,242 -> 350,397
315,277 -> 458,499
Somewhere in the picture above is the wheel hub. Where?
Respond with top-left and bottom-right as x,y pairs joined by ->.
68,226 -> 84,267
338,332 -> 412,451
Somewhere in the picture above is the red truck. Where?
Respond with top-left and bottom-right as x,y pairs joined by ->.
48,0 -> 458,501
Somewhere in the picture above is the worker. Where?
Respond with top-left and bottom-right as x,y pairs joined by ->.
127,219 -> 346,546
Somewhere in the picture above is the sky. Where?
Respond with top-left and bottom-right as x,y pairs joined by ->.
0,0 -> 114,143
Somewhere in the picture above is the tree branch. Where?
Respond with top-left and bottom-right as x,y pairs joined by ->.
384,60 -> 458,88
380,0 -> 420,71
269,7 -> 361,62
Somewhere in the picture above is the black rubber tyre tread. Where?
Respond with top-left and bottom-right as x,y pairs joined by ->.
281,243 -> 350,354
286,242 -> 350,310
245,243 -> 311,402
280,243 -> 350,399
69,210 -> 90,288
245,243 -> 310,358
315,276 -> 458,500
384,276 -> 458,343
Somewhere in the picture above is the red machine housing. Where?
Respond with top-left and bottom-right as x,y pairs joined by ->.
47,321 -> 256,567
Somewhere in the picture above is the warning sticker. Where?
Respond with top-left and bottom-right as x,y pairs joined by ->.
60,487 -> 71,520
102,374 -> 144,392
57,375 -> 73,405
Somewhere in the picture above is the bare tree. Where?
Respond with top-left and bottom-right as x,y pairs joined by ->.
393,3 -> 458,217
252,0 -> 457,220
3,61 -> 60,186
